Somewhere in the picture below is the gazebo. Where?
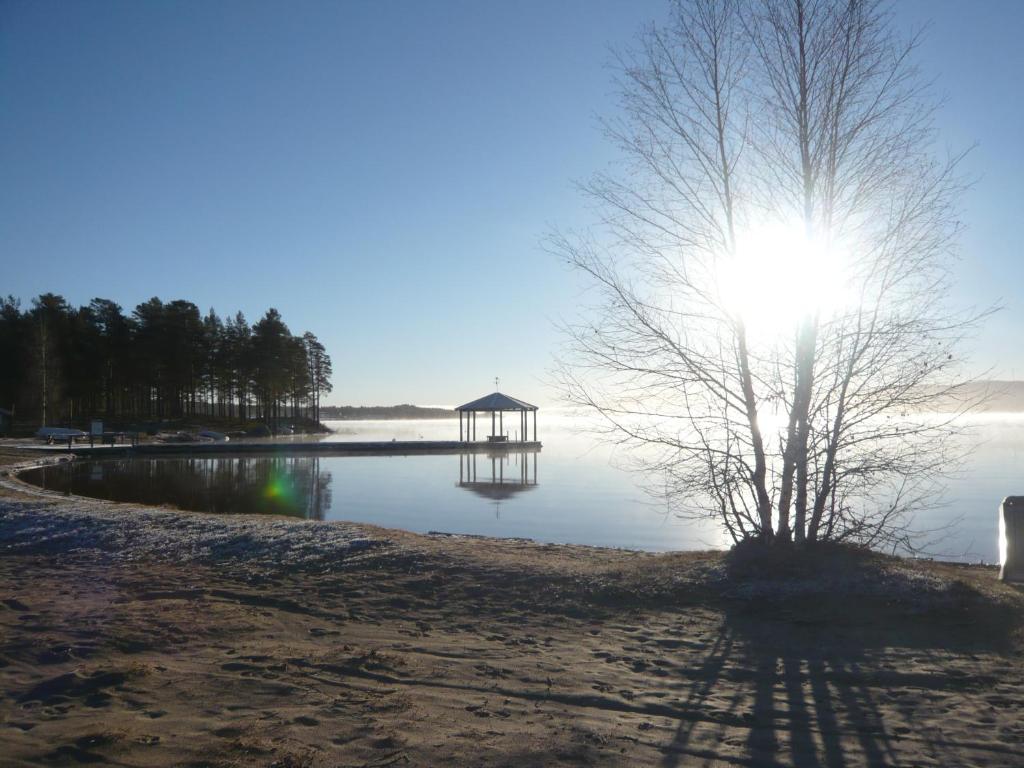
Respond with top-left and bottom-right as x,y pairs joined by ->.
455,392 -> 538,443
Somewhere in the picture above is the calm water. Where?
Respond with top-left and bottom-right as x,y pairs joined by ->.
19,415 -> 1024,560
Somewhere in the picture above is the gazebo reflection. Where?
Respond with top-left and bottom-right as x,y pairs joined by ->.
457,449 -> 538,510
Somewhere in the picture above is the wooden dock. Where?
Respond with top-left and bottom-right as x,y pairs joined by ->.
22,440 -> 542,458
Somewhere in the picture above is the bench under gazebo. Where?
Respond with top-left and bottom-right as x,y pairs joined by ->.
455,391 -> 538,444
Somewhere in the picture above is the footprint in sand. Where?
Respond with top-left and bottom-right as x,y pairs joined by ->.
17,670 -> 127,707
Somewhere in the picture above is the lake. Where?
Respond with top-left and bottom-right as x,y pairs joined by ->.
18,414 -> 1023,561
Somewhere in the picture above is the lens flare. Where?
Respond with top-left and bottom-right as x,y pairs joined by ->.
262,468 -> 299,513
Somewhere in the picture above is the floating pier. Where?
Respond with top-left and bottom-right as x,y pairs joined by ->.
23,440 -> 542,459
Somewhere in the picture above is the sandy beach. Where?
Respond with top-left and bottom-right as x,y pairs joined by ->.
2,451 -> 1024,767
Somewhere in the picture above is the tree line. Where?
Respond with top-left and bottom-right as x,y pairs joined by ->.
0,293 -> 333,428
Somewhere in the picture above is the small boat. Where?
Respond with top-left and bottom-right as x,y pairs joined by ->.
36,426 -> 88,443
198,429 -> 229,442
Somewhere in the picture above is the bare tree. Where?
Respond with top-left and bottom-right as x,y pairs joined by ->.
553,0 -> 986,549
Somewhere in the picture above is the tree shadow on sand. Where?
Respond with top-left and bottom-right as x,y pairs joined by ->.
658,544 -> 1024,767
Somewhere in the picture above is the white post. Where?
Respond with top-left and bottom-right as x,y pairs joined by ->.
1000,497 -> 1024,582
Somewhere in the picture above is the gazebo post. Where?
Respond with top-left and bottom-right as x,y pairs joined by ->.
499,411 -> 503,437
459,412 -> 463,442
533,410 -> 537,442
491,411 -> 495,438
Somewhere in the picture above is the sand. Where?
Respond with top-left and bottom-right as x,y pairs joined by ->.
2,450 -> 1024,767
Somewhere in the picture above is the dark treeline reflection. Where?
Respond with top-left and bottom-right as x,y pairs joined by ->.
22,456 -> 333,520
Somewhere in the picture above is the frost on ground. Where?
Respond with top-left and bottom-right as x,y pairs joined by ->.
0,496 -> 387,576
0,457 -> 1007,615
0,489 -> 995,610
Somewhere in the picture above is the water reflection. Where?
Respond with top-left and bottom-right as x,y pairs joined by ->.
17,414 -> 1019,557
457,450 -> 539,516
21,456 -> 333,520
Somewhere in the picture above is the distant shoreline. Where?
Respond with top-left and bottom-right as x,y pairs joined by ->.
317,382 -> 1024,420
910,380 -> 1024,414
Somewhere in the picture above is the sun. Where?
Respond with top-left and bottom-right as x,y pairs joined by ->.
717,220 -> 853,340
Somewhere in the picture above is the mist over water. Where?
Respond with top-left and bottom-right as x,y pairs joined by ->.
313,417 -> 729,552
919,413 -> 1024,562
19,414 -> 1021,561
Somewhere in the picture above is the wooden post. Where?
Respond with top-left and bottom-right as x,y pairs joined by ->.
491,411 -> 495,438
500,411 -> 503,437
459,412 -> 463,442
533,410 -> 537,442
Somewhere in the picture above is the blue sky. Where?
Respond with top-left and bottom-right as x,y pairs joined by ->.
2,0 -> 1022,405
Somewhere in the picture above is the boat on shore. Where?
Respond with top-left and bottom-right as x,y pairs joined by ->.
35,427 -> 88,443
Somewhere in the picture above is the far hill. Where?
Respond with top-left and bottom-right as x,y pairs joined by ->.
934,380 -> 1024,413
319,405 -> 455,420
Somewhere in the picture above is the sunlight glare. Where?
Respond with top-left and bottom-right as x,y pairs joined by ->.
718,221 -> 852,340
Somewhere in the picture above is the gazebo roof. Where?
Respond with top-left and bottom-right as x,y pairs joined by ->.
455,392 -> 538,412
458,481 -> 538,501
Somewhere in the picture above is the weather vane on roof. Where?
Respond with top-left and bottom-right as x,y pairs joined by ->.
495,376 -> 500,390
